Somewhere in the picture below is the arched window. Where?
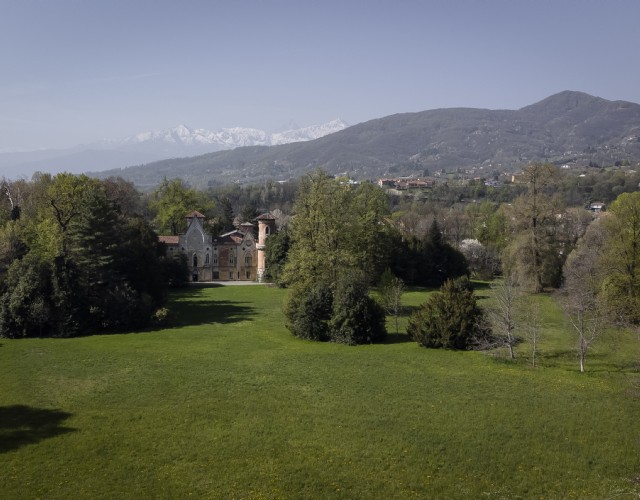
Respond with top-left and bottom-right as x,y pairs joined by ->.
245,254 -> 252,266
265,226 -> 271,236
213,253 -> 218,265
229,252 -> 235,265
193,254 -> 198,267
205,253 -> 210,265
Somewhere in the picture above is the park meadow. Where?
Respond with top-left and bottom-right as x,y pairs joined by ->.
1,283 -> 639,499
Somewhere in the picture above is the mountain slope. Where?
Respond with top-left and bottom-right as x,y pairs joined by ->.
92,91 -> 640,189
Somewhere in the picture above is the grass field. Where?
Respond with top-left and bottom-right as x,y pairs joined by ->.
1,284 -> 639,498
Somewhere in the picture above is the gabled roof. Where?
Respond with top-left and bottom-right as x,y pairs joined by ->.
186,210 -> 205,219
214,228 -> 255,246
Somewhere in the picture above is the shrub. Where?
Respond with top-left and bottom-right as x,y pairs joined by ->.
284,274 -> 387,344
283,282 -> 333,341
329,275 -> 387,345
407,279 -> 487,350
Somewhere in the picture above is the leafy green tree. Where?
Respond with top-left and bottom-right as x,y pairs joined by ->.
407,279 -> 487,350
0,254 -> 53,338
239,200 -> 259,224
263,226 -> 290,286
0,174 -> 170,338
600,191 -> 640,324
149,178 -> 214,235
283,170 -> 391,287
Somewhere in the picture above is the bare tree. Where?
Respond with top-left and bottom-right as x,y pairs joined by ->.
521,299 -> 542,368
560,239 -> 604,373
378,269 -> 405,335
488,274 -> 520,359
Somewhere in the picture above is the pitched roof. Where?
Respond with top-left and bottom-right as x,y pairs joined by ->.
255,212 -> 276,221
214,228 -> 255,246
158,235 -> 179,245
186,210 -> 205,219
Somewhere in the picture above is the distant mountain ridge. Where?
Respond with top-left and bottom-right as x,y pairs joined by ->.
92,91 -> 640,189
108,119 -> 349,149
0,119 -> 349,179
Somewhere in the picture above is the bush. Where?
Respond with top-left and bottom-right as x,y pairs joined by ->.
330,275 -> 387,345
284,274 -> 387,344
407,279 -> 487,350
283,282 -> 333,341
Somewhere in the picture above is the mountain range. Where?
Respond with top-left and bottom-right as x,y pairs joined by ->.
0,119 -> 349,179
4,91 -> 640,189
91,91 -> 640,189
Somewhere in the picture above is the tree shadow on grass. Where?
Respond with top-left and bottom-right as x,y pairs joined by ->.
168,288 -> 257,327
384,332 -> 414,344
0,405 -> 75,453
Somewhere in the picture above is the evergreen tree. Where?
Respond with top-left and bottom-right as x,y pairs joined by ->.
407,279 -> 487,350
263,226 -> 290,286
329,273 -> 387,344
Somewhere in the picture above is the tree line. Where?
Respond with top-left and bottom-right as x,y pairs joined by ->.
2,165 -> 638,360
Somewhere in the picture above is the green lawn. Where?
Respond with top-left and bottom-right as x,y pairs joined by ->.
1,284 -> 639,498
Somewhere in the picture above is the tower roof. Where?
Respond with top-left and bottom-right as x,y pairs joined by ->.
255,212 -> 276,221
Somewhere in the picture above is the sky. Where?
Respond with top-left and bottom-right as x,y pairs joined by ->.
1,0 -> 640,152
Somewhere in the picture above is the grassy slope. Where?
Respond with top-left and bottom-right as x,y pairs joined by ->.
1,285 -> 639,499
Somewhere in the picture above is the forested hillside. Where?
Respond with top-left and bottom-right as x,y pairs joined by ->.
91,91 -> 640,189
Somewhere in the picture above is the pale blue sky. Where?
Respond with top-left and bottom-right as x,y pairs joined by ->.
1,0 -> 639,151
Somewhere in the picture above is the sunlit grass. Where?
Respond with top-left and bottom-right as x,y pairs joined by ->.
1,284 -> 638,498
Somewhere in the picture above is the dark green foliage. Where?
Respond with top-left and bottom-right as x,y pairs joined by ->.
0,255 -> 53,338
0,174 -> 170,338
239,200 -> 259,223
282,171 -> 390,344
283,282 -> 333,341
407,279 -> 487,350
160,253 -> 189,288
329,275 -> 387,345
284,273 -> 387,344
390,221 -> 469,286
263,227 -> 290,286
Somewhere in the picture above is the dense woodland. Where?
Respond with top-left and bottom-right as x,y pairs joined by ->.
1,165 -> 639,354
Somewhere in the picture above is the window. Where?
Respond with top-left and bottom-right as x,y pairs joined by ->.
193,254 -> 198,267
229,253 -> 235,265
213,254 -> 218,265
228,271 -> 233,280
246,270 -> 251,279
245,255 -> 252,266
213,271 -> 219,280
265,226 -> 271,236
205,253 -> 210,265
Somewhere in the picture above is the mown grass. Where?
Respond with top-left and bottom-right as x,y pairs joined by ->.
1,284 -> 639,498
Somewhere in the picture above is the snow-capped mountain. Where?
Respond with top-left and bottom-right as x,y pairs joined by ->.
0,119 -> 349,179
110,119 -> 348,150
